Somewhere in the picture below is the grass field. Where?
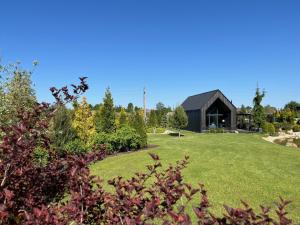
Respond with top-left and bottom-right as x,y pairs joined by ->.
90,132 -> 300,221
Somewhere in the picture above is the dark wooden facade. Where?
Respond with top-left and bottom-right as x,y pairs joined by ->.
182,90 -> 237,132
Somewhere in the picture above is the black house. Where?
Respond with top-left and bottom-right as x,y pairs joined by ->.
182,90 -> 237,132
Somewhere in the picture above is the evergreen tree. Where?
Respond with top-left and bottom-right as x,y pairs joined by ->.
148,110 -> 158,133
170,106 -> 188,137
127,103 -> 134,113
119,107 -> 128,127
97,88 -> 116,133
129,110 -> 147,147
156,102 -> 165,125
50,104 -> 76,150
160,113 -> 168,128
253,87 -> 266,128
72,97 -> 95,143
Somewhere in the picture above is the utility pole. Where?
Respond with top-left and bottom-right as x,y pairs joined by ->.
143,87 -> 147,122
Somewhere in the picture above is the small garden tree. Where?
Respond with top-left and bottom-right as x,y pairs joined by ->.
148,110 -> 158,133
253,87 -> 266,129
129,110 -> 147,147
96,88 -> 116,133
170,106 -> 188,137
118,107 -> 128,127
50,104 -> 76,151
72,96 -> 95,143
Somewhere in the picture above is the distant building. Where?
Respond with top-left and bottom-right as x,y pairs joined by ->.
182,90 -> 237,132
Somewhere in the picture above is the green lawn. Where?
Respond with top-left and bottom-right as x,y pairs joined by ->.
90,132 -> 300,221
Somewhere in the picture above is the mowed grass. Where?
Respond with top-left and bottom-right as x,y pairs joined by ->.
90,132 -> 300,221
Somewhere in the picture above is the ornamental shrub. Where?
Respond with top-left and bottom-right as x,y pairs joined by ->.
292,125 -> 300,132
282,122 -> 293,131
65,139 -> 87,155
293,138 -> 300,147
89,127 -> 142,153
33,146 -> 49,167
262,122 -> 276,135
111,126 -> 142,151
88,132 -> 113,152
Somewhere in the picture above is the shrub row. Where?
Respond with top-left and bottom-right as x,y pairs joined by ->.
89,126 -> 143,153
63,126 -> 145,155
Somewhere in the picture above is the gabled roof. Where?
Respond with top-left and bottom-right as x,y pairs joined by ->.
182,90 -> 219,111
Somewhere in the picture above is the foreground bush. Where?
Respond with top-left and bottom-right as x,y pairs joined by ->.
2,153 -> 295,225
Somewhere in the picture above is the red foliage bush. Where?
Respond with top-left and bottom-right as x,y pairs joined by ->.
20,154 -> 294,225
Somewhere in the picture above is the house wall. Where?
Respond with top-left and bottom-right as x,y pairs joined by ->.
185,110 -> 201,132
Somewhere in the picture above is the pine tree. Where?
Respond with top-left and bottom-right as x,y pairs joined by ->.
161,113 -> 168,128
148,110 -> 158,133
170,106 -> 188,137
119,107 -> 128,128
129,110 -> 147,147
50,104 -> 76,151
253,87 -> 266,129
96,88 -> 116,133
127,103 -> 134,113
72,97 -> 95,143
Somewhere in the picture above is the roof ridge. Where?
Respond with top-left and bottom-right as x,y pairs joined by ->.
188,89 -> 220,98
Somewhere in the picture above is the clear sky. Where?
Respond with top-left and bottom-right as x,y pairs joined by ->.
1,0 -> 299,109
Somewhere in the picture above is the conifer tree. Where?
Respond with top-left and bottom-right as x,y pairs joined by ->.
161,113 -> 168,128
72,97 -> 95,143
96,88 -> 116,133
170,106 -> 188,137
50,104 -> 76,150
148,110 -> 158,133
127,103 -> 134,113
119,107 -> 128,127
129,110 -> 147,147
253,87 -> 266,128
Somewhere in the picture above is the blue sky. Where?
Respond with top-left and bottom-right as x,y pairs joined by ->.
1,0 -> 299,109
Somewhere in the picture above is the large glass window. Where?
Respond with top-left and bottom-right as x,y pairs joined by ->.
205,98 -> 231,129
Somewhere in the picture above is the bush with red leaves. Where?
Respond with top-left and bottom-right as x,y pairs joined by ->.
20,153 -> 295,225
0,78 -> 106,224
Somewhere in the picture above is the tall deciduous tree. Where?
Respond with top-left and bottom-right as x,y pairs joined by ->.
95,88 -> 116,133
0,62 -> 36,126
72,96 -> 95,143
253,87 -> 266,128
50,104 -> 76,151
170,106 -> 188,137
